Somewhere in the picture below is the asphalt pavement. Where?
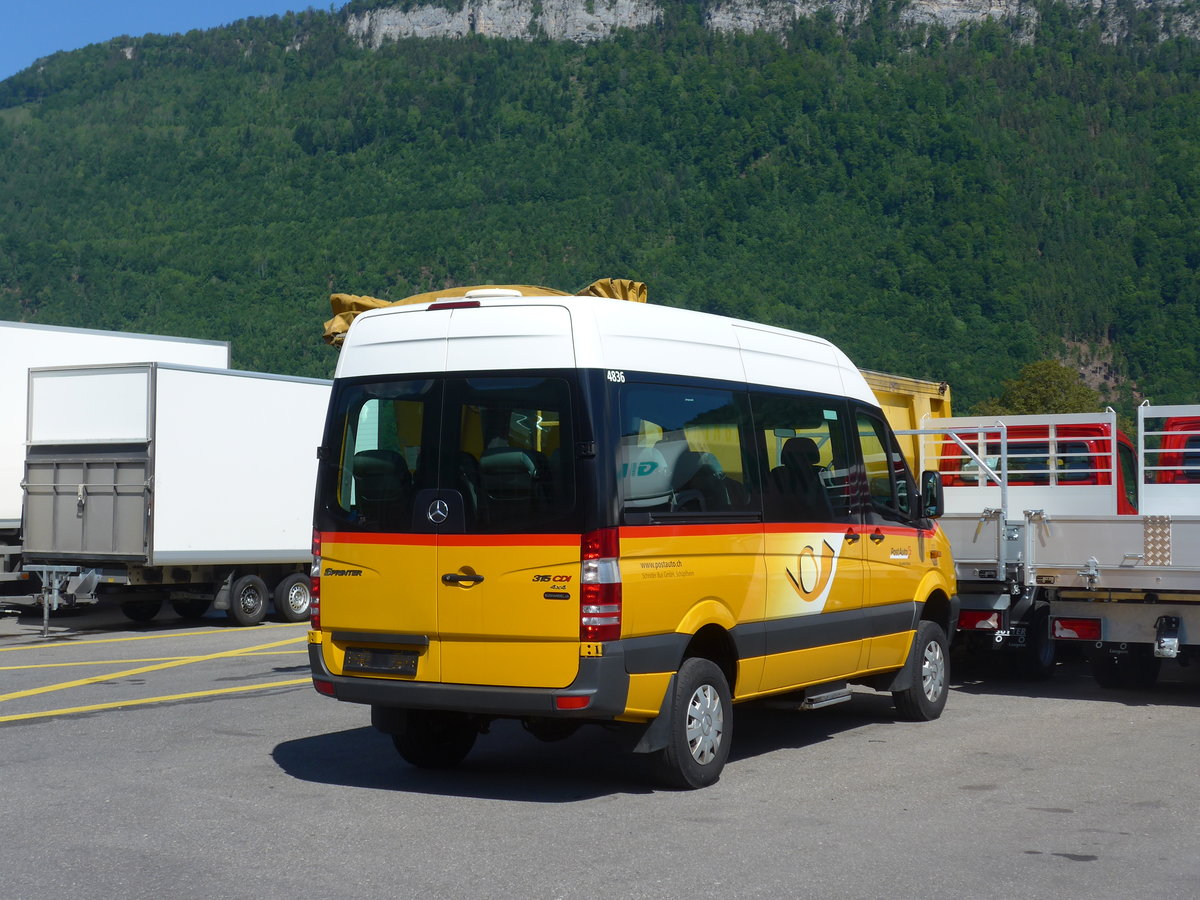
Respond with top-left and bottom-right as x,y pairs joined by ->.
2,604 -> 1198,900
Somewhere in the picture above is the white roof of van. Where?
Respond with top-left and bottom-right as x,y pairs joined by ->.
335,293 -> 878,407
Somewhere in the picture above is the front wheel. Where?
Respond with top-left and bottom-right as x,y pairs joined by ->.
655,657 -> 732,790
893,620 -> 949,721
392,711 -> 478,769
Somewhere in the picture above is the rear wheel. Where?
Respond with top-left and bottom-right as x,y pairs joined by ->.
272,573 -> 311,623
392,711 -> 477,769
893,620 -> 949,721
655,657 -> 732,790
227,574 -> 268,626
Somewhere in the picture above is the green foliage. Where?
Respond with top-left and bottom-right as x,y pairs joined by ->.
974,360 -> 1102,416
0,1 -> 1197,415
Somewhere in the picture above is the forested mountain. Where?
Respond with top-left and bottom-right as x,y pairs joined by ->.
1,0 -> 1198,411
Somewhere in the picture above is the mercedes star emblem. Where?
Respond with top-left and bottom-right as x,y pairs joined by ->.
427,499 -> 450,524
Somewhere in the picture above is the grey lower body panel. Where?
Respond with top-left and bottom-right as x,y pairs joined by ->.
309,642 -> 634,720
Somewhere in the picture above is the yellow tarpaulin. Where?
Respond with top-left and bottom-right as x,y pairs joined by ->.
323,278 -> 647,347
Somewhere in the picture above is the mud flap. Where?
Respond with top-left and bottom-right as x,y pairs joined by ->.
631,673 -> 677,754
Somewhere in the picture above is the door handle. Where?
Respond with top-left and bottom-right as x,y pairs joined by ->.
843,528 -> 860,544
442,573 -> 484,585
869,529 -> 886,545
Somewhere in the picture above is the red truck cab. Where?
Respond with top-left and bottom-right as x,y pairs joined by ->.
939,423 -> 1138,514
1154,417 -> 1200,484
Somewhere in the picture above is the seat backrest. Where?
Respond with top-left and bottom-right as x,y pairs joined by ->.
352,449 -> 412,528
771,437 -> 833,520
352,449 -> 410,501
480,447 -> 540,495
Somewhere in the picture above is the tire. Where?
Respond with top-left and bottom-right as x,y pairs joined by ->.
1090,647 -> 1161,690
655,657 -> 732,790
170,598 -> 211,620
120,597 -> 163,622
272,573 -> 311,623
1015,607 -> 1056,680
893,620 -> 950,721
227,574 -> 269,626
392,711 -> 477,769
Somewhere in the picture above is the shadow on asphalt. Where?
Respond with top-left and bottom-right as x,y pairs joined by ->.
949,652 -> 1200,708
271,689 -> 917,801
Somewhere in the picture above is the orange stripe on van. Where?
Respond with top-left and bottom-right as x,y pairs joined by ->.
320,531 -> 579,548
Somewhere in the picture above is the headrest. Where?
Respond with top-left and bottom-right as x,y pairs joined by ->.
781,437 -> 821,467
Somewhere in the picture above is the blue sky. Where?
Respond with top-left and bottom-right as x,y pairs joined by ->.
1,1 -> 320,82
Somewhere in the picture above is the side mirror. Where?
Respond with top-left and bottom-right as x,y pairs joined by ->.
920,470 -> 944,519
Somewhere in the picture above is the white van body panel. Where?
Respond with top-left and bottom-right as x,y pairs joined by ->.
335,295 -> 878,408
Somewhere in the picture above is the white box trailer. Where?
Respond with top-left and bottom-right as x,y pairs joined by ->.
19,362 -> 330,627
0,322 -> 229,531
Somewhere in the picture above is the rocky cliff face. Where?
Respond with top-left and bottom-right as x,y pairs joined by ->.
345,0 -> 1200,45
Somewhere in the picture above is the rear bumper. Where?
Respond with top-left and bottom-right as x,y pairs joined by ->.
308,641 -> 633,719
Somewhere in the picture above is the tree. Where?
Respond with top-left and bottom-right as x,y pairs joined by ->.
973,360 -> 1102,415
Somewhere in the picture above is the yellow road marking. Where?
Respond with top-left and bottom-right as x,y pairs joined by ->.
0,649 -> 307,671
0,678 -> 312,723
0,621 -> 304,653
0,635 -> 306,704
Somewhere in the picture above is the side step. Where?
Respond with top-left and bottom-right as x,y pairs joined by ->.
800,682 -> 853,710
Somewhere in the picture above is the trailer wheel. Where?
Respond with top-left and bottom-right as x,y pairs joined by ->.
892,620 -> 949,721
1016,607 -> 1056,680
170,598 -> 211,620
227,574 -> 268,626
392,711 -> 477,769
273,573 -> 311,623
121,598 -> 163,622
1090,647 -> 1161,690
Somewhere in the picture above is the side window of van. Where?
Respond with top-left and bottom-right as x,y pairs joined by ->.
856,411 -> 913,521
750,392 -> 854,523
618,384 -> 754,521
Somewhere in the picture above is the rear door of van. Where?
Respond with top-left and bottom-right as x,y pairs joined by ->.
316,304 -> 588,690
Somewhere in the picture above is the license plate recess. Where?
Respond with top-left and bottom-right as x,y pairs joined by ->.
343,647 -> 419,676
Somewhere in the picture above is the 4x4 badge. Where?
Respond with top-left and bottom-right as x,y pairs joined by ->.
427,499 -> 449,524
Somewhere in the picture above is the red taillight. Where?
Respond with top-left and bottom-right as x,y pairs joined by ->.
958,609 -> 1002,631
310,528 -> 322,630
1052,617 -> 1102,641
580,527 -> 621,642
555,695 -> 590,710
313,678 -> 335,697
